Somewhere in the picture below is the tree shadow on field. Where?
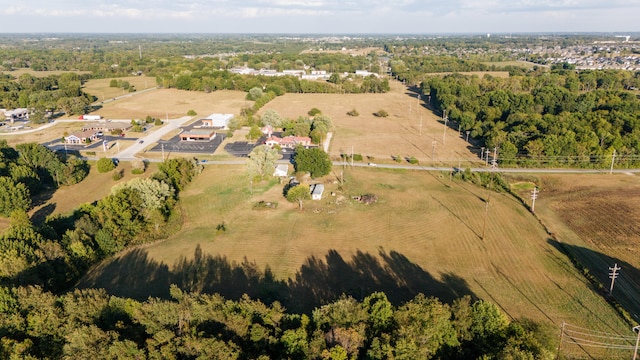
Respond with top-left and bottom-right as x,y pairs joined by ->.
548,239 -> 640,324
80,245 -> 475,314
30,202 -> 56,225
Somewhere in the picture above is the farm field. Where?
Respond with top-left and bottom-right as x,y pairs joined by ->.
79,165 -> 632,341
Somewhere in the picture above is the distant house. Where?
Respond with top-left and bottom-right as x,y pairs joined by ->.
311,184 -> 324,200
273,164 -> 289,177
3,108 -> 29,122
65,130 -> 98,145
264,135 -> 311,149
179,128 -> 217,141
201,113 -> 234,129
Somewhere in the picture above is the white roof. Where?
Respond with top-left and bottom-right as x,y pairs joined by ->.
204,113 -> 234,121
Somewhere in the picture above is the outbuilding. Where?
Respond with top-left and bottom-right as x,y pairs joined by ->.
201,113 -> 234,129
311,184 -> 324,200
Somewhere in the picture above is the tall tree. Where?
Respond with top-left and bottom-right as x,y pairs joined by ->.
248,145 -> 280,180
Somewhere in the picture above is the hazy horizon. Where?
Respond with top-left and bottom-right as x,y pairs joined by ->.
1,1 -> 638,35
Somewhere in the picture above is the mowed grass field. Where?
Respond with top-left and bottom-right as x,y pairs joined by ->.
534,173 -> 640,321
82,75 -> 157,103
84,85 -> 249,120
79,164 -> 631,338
262,83 -> 481,166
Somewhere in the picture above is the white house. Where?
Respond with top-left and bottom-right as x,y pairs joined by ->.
311,184 -> 324,200
201,113 -> 234,129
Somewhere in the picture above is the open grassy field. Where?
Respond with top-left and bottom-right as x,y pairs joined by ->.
89,88 -> 249,120
28,161 -> 158,225
82,75 -> 157,102
262,83 -> 482,166
534,173 -> 640,322
78,165 -> 632,344
7,68 -> 91,78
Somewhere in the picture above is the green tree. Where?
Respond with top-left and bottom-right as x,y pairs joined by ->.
0,177 -> 31,217
96,158 -> 116,173
286,184 -> 310,210
247,145 -> 280,180
260,109 -> 283,128
294,147 -> 332,178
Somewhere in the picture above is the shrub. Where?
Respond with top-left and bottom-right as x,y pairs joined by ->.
353,154 -> 363,161
308,108 -> 321,116
97,157 -> 116,173
374,109 -> 388,117
187,109 -> 197,116
154,118 -> 163,126
112,169 -> 123,180
347,109 -> 359,117
393,155 -> 402,163
408,156 -> 419,164
131,168 -> 144,175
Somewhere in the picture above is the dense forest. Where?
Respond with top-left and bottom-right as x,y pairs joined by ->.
423,69 -> 640,167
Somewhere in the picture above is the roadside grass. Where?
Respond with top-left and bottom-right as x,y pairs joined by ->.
79,165 -> 632,337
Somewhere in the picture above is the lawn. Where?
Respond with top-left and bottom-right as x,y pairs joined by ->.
79,165 -> 631,343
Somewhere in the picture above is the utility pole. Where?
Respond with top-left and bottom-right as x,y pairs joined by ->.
442,115 -> 448,144
530,187 -> 538,213
633,325 -> 640,360
432,141 -> 437,160
610,149 -> 616,174
351,145 -> 354,167
485,149 -> 490,167
481,147 -> 485,162
609,263 -> 621,295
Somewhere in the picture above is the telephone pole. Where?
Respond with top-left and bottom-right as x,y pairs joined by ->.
609,263 -> 621,295
610,149 -> 616,174
530,187 -> 538,213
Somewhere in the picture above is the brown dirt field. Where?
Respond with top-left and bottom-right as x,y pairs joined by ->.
93,89 -> 249,120
261,82 -> 481,166
534,173 -> 640,323
78,165 -> 630,335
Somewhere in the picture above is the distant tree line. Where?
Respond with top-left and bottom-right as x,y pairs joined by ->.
0,72 -> 93,121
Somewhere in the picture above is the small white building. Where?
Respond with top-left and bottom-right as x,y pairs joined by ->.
201,113 -> 234,129
273,164 -> 289,177
311,184 -> 324,200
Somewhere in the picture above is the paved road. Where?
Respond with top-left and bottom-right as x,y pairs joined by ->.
114,116 -> 193,159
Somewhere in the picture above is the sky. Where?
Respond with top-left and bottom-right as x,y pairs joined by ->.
0,0 -> 639,34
